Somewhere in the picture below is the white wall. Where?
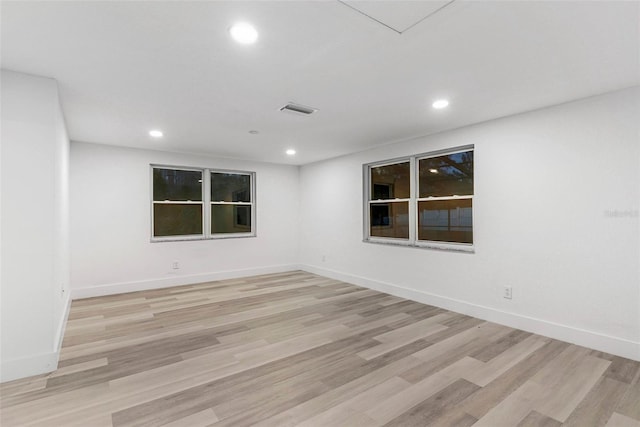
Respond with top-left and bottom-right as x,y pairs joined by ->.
1,70 -> 71,382
4,74 -> 636,386
70,142 -> 299,297
299,87 -> 640,360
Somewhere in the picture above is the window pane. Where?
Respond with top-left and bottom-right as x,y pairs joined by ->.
371,162 -> 410,200
370,202 -> 409,239
211,173 -> 251,202
153,169 -> 203,201
419,151 -> 473,198
153,204 -> 203,237
211,204 -> 252,234
418,199 -> 472,244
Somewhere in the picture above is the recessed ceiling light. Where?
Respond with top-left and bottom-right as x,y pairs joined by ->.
149,130 -> 163,138
432,99 -> 449,109
286,149 -> 296,156
229,22 -> 258,44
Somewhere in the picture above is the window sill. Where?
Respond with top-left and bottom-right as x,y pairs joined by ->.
151,233 -> 256,243
363,238 -> 474,253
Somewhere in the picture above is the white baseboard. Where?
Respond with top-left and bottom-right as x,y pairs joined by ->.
0,352 -> 59,383
71,264 -> 300,299
301,264 -> 640,361
55,293 -> 72,351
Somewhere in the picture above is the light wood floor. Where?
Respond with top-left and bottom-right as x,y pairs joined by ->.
1,271 -> 639,426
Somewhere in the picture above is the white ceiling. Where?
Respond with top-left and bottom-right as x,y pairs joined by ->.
341,1 -> 453,33
1,1 -> 638,165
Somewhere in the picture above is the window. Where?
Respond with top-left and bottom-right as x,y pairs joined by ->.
210,172 -> 252,234
152,168 -> 203,237
364,146 -> 474,251
369,161 -> 410,239
417,150 -> 473,244
151,166 -> 255,241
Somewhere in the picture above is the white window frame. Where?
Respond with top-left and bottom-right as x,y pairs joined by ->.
365,157 -> 414,246
208,170 -> 256,240
363,145 -> 474,253
151,165 -> 256,242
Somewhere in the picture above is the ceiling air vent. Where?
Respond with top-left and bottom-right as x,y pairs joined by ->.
280,102 -> 318,115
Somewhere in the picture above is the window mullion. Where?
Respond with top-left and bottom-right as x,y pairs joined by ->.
417,195 -> 473,202
210,201 -> 252,205
251,172 -> 256,235
203,169 -> 211,238
363,164 -> 371,240
409,156 -> 416,244
152,200 -> 203,204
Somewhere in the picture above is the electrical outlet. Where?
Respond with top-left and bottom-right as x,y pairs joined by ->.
503,286 -> 513,299
172,261 -> 180,270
